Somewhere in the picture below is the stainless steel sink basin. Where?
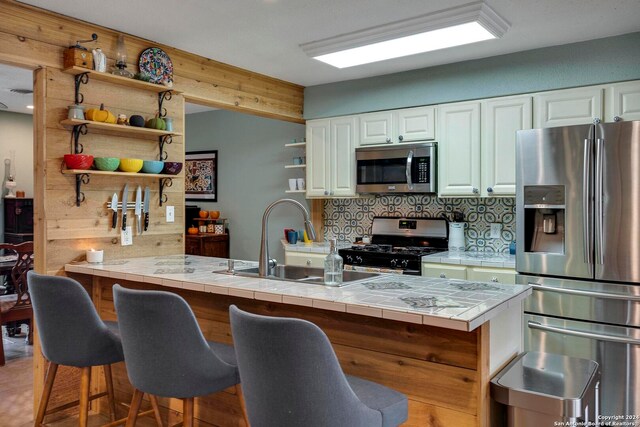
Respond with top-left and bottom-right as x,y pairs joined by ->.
213,265 -> 378,286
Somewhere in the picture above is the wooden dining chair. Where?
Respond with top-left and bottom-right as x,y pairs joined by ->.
0,241 -> 34,366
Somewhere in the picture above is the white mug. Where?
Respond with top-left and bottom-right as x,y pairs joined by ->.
296,178 -> 305,190
288,178 -> 297,191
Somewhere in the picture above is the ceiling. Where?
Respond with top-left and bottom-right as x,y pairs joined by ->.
0,63 -> 33,115
17,0 -> 640,87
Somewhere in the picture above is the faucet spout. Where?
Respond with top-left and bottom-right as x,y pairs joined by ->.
259,198 -> 316,277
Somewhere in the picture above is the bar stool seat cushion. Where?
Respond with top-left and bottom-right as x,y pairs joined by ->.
346,375 -> 408,427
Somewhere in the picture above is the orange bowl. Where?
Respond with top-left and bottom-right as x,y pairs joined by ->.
209,211 -> 220,219
199,210 -> 209,219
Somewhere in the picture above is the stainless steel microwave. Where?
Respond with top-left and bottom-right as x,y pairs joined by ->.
356,142 -> 436,193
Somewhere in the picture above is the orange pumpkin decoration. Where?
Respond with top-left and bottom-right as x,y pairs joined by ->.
187,226 -> 199,235
85,103 -> 116,124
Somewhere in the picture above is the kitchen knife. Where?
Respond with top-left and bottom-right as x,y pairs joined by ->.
110,192 -> 118,229
143,186 -> 150,232
135,186 -> 142,235
121,183 -> 129,231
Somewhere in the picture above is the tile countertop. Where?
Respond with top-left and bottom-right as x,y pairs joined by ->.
422,251 -> 516,269
65,255 -> 530,332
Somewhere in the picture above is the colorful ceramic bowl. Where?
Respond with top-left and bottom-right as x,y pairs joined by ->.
93,157 -> 120,171
162,162 -> 182,175
119,158 -> 143,173
141,160 -> 164,174
64,154 -> 94,170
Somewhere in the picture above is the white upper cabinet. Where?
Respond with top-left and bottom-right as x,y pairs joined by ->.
306,116 -> 357,197
359,106 -> 435,146
533,86 -> 603,128
481,95 -> 532,197
305,119 -> 331,197
437,101 -> 481,197
605,80 -> 640,122
359,111 -> 394,146
397,106 -> 435,142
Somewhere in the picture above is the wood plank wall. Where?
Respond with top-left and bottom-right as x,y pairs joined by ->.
0,0 -> 304,418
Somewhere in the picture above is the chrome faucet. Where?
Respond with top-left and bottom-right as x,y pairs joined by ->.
259,198 -> 317,277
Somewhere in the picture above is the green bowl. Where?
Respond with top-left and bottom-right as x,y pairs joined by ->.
93,157 -> 120,171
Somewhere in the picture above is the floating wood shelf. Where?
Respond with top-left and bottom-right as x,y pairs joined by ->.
63,66 -> 183,94
284,142 -> 306,148
192,218 -> 228,222
61,169 -> 178,179
61,119 -> 182,138
284,164 -> 306,169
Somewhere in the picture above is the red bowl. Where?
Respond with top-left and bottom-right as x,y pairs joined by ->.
162,162 -> 183,175
64,154 -> 94,170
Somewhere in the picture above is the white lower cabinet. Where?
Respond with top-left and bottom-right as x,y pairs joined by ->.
422,263 -> 516,284
533,86 -> 603,128
306,116 -> 357,197
285,252 -> 326,268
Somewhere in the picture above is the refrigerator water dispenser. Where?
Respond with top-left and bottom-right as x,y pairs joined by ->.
523,185 -> 565,254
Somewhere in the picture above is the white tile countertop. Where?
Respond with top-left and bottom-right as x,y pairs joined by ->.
422,251 -> 516,269
65,255 -> 530,332
281,239 -> 351,254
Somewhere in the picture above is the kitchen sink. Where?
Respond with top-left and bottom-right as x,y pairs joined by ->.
213,265 -> 378,286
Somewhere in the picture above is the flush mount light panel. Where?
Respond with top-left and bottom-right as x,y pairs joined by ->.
300,1 -> 510,68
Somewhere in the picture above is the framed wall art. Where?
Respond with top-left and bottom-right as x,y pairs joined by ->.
185,150 -> 218,202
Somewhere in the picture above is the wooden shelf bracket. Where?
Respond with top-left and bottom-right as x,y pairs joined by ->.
74,72 -> 90,104
159,177 -> 173,206
74,173 -> 91,206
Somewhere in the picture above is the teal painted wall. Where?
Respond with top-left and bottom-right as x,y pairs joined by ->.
185,110 -> 306,262
304,32 -> 640,119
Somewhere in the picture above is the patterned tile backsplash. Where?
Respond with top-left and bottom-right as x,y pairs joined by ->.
323,195 -> 515,253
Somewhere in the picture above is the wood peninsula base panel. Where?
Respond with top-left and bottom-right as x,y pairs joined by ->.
88,275 -> 489,427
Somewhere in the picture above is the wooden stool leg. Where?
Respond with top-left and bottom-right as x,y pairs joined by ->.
125,388 -> 144,427
35,362 -> 58,425
104,364 -> 117,421
149,395 -> 164,427
79,366 -> 91,427
183,398 -> 194,427
236,384 -> 251,426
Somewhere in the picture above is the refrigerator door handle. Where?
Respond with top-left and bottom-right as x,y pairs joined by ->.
529,283 -> 640,301
582,138 -> 593,264
595,138 -> 604,265
528,321 -> 640,346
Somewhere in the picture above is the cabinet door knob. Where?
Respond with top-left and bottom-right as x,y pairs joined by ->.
306,260 -> 311,266
398,135 -> 404,141
487,187 -> 494,193
439,273 -> 446,278
472,188 -> 479,194
324,190 -> 329,196
386,137 -> 391,143
330,191 -> 334,196
491,277 -> 499,282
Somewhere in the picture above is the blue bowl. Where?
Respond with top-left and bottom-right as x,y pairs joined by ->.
141,160 -> 164,174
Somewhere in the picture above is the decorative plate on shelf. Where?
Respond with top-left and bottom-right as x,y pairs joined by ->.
138,47 -> 173,84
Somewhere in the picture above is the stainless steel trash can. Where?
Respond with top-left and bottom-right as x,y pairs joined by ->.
491,351 -> 599,427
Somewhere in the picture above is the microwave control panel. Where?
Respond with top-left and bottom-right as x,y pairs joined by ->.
416,157 -> 430,183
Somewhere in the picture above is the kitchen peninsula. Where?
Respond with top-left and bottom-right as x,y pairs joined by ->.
66,255 -> 530,427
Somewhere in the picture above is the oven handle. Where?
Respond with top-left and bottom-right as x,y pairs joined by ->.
406,150 -> 414,190
529,283 -> 640,301
528,321 -> 640,345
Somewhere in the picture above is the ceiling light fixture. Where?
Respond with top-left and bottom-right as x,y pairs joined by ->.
26,105 -> 34,109
300,1 -> 509,68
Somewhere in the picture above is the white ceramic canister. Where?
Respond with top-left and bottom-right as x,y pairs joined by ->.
92,48 -> 106,72
448,222 -> 466,252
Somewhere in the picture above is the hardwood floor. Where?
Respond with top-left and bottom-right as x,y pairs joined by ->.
0,328 -> 158,427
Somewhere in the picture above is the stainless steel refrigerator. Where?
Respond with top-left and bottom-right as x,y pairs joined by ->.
516,120 -> 640,417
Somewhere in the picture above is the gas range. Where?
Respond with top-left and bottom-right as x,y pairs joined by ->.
338,217 -> 448,275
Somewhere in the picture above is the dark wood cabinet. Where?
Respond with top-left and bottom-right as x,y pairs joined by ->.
4,198 -> 33,243
185,234 -> 229,258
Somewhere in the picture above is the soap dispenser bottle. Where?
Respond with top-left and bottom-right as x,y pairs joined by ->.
323,238 -> 343,286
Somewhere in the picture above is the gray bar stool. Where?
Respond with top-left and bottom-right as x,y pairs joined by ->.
27,271 -> 161,427
229,305 -> 409,427
113,285 -> 248,427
